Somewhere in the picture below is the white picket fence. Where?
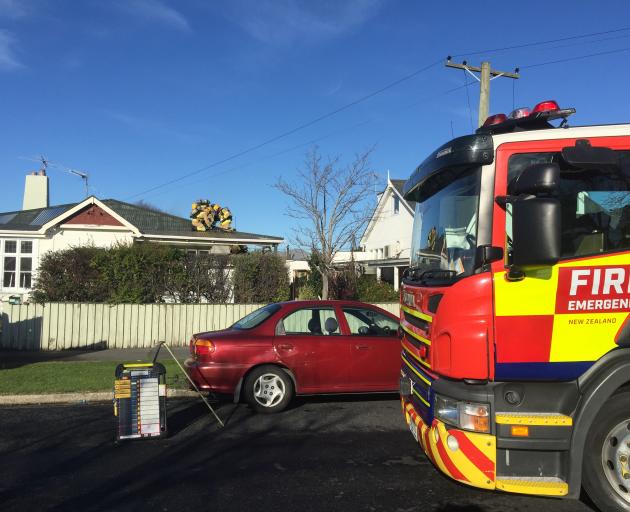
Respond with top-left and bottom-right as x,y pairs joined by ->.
0,302 -> 400,351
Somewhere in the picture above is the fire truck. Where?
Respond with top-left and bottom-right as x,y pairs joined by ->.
399,100 -> 630,511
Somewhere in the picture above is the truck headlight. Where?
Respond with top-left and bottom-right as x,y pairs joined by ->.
435,395 -> 490,433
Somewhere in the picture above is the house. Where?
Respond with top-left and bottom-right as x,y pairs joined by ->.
334,177 -> 414,291
0,171 -> 283,301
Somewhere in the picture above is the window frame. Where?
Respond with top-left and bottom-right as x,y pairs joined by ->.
505,149 -> 630,262
341,307 -> 399,338
276,307 -> 341,336
0,238 -> 37,292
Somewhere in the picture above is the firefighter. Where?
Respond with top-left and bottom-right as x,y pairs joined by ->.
190,200 -> 212,231
218,206 -> 234,231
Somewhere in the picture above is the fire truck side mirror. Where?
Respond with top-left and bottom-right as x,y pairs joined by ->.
512,197 -> 561,267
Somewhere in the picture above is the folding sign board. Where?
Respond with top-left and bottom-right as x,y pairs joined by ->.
114,362 -> 167,441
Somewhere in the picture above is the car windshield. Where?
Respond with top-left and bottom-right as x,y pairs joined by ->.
409,166 -> 482,280
232,304 -> 281,330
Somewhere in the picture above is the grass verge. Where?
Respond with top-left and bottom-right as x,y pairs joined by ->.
0,361 -> 190,395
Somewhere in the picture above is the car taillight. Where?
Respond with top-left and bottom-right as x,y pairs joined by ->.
194,339 -> 215,357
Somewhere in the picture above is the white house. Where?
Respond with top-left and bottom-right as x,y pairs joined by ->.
0,171 -> 283,302
334,177 -> 415,291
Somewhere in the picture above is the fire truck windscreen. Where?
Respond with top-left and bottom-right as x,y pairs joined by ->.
409,165 -> 481,280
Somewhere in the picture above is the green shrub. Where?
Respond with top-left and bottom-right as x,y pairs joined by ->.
31,243 -> 232,304
232,252 -> 290,303
356,275 -> 399,302
31,246 -> 108,303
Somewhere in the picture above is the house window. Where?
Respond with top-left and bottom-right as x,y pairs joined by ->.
393,195 -> 400,214
1,239 -> 35,290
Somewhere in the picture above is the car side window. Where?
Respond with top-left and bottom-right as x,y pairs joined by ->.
342,308 -> 398,337
278,308 -> 340,336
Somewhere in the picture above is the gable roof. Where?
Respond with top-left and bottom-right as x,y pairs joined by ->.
0,197 -> 283,242
359,178 -> 415,245
389,179 -> 416,211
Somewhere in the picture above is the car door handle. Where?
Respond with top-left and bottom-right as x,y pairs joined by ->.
355,345 -> 370,350
277,344 -> 294,350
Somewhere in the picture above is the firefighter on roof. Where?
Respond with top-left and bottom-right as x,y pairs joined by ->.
218,206 -> 234,231
190,200 -> 234,232
190,200 -> 215,231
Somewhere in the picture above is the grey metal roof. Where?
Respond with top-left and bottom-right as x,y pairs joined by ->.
0,198 -> 283,243
0,203 -> 75,231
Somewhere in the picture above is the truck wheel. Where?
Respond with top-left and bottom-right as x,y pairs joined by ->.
244,365 -> 294,414
583,391 -> 630,512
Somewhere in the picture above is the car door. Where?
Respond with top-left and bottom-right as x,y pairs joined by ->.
340,306 -> 401,390
273,306 -> 352,393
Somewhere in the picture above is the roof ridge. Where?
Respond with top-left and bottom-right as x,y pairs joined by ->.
103,198 -> 189,222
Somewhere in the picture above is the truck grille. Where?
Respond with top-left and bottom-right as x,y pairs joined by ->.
402,349 -> 434,424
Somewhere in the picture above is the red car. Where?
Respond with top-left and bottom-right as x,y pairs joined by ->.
184,300 -> 401,413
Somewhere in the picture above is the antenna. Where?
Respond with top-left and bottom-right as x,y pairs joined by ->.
68,169 -> 89,198
39,155 -> 49,173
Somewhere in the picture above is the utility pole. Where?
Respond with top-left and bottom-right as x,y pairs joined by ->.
445,57 -> 520,128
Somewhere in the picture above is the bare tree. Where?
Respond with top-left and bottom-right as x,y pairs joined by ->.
275,147 -> 378,299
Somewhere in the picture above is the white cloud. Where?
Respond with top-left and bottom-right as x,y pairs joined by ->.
121,0 -> 190,32
223,0 -> 383,45
0,30 -> 23,70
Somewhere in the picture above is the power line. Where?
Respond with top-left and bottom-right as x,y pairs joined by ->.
453,25 -> 630,58
128,26 -> 630,200
141,83 -> 470,202
522,45 -> 630,69
126,58 -> 443,199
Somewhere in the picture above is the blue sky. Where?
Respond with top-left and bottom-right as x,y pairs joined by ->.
2,0 -> 630,243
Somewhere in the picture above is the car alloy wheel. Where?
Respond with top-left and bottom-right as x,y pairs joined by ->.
244,365 -> 294,414
253,373 -> 286,408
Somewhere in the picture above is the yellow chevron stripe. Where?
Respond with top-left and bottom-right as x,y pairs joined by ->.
434,421 -> 495,489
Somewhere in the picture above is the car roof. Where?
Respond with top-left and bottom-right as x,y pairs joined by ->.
277,299 -> 397,310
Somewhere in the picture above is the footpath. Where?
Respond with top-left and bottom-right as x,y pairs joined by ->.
0,347 -> 199,406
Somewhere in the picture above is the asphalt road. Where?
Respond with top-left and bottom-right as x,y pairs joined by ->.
0,396 -> 597,512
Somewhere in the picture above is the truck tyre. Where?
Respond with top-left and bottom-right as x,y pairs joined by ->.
583,391 -> 630,512
244,365 -> 294,414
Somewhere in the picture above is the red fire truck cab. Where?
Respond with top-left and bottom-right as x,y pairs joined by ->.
399,100 -> 630,511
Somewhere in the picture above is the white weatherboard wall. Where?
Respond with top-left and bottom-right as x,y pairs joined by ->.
361,187 -> 414,261
0,302 -> 400,350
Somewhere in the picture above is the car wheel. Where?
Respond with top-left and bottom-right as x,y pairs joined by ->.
244,365 -> 294,414
583,391 -> 630,512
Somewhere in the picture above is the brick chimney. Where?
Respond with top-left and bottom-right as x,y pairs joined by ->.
23,169 -> 49,210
